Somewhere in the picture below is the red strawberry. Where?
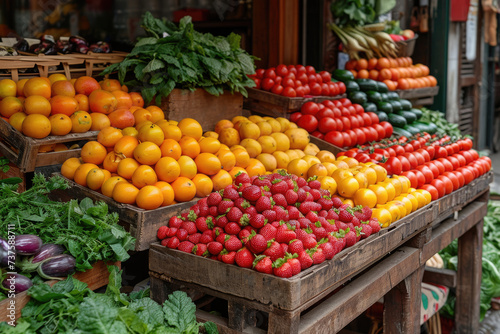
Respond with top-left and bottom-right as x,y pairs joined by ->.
355,226 -> 362,242
286,256 -> 301,275
298,250 -> 313,269
225,222 -> 241,235
225,235 -> 243,252
272,258 -> 293,278
369,218 -> 381,233
360,206 -> 373,221
168,216 -> 183,228
181,221 -> 197,235
295,228 -> 309,241
288,239 -> 304,255
192,243 -> 209,257
234,197 -> 251,211
256,196 -> 272,212
180,212 -> 189,220
297,188 -> 308,202
285,189 -> 299,205
274,206 -> 288,221
297,218 -> 311,229
335,220 -> 348,231
207,241 -> 223,255
189,205 -> 200,218
309,189 -> 322,201
197,197 -> 208,207
235,172 -> 251,185
242,185 -> 262,202
239,213 -> 250,227
207,192 -> 222,206
344,229 -> 357,247
331,197 -> 343,208
299,202 -> 316,215
187,233 -> 201,244
209,206 -> 218,217
271,180 -> 288,194
262,209 -> 277,222
222,186 -> 239,201
287,206 -> 301,220
338,208 -> 354,223
303,236 -> 318,249
244,206 -> 257,218
166,236 -> 180,249
161,238 -> 169,246
281,243 -> 289,254
215,215 -> 228,228
308,179 -> 321,189
271,221 -> 280,228
360,223 -> 373,239
350,216 -> 360,227
178,241 -> 195,253
226,207 -> 243,222
198,205 -> 209,217
309,248 -> 326,264
264,241 -> 285,261
253,255 -> 273,274
296,177 -> 307,188
221,250 -> 237,264
317,197 -> 333,211
285,178 -> 296,190
305,211 -> 319,223
157,226 -> 169,240
195,216 -> 214,232
176,229 -> 188,241
318,210 -> 328,218
319,241 -> 335,260
166,227 -> 177,237
235,248 -> 254,268
260,224 -> 277,241
238,227 -> 253,243
249,233 -> 268,254
200,230 -> 213,244
324,220 -> 337,233
218,199 -> 234,214
249,214 -> 267,229
327,209 -> 339,220
216,232 -> 228,244
253,177 -> 272,188
311,222 -> 327,240
276,224 -> 296,244
272,193 -> 287,207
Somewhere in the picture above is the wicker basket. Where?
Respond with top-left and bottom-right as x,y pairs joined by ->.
396,34 -> 418,57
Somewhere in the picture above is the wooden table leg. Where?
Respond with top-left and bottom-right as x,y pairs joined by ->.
455,220 -> 483,333
268,309 -> 300,334
383,265 -> 425,333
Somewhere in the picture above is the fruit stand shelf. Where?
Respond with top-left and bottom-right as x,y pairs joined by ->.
148,172 -> 491,333
396,86 -> 440,106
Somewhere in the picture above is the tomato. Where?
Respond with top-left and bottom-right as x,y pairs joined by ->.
311,130 -> 323,139
402,171 -> 418,189
437,158 -> 454,172
255,69 -> 265,79
295,86 -> 306,97
320,83 -> 330,96
316,107 -> 334,120
288,65 -> 297,74
296,114 -> 318,132
398,155 -> 411,171
338,98 -> 351,107
469,149 -> 479,161
462,138 -> 473,151
425,162 -> 440,178
442,172 -> 459,191
437,175 -> 453,195
290,112 -> 302,123
435,146 -> 448,159
445,156 -> 460,170
403,143 -> 414,153
366,112 -> 379,124
460,150 -> 474,164
465,165 -> 479,179
420,184 -> 439,201
386,156 -> 403,175
418,137 -> 427,147
379,121 -> 393,137
295,80 -> 303,88
399,136 -> 408,143
372,124 -> 386,139
275,76 -> 283,85
328,82 -> 339,96
412,169 -> 427,188
416,149 -> 430,162
430,179 -> 445,198
355,152 -> 371,163
341,107 -> 351,117
424,145 -> 435,160
412,151 -> 425,166
452,171 -> 465,188
340,116 -> 351,131
451,142 -> 460,154
394,145 -> 406,156
342,132 -> 352,148
264,68 -> 277,79
295,64 -> 306,73
445,145 -> 455,156
330,107 -> 340,118
282,77 -> 295,88
355,114 -> 365,127
261,78 -> 275,91
416,165 -> 434,184
319,70 -> 331,82
472,161 -> 485,176
457,167 -> 474,184
271,84 -> 284,95
253,78 -> 261,89
309,83 -> 321,95
337,82 -> 346,95
353,128 -> 366,145
322,100 -> 335,109
364,126 -> 378,142
409,140 -> 421,150
276,64 -> 288,77
316,73 -> 323,84
403,152 -> 418,169
386,147 -> 396,157
344,149 -> 359,158
297,72 -> 308,84
282,86 -> 296,97
432,160 -> 445,175
318,117 -> 337,133
349,115 -> 360,129
353,104 -> 364,114
324,131 -> 343,147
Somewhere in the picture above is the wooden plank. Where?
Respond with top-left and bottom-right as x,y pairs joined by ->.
196,309 -> 266,334
298,247 -> 420,334
455,220 -> 483,333
0,260 -> 120,323
384,265 -> 425,334
309,136 -> 344,154
396,86 -> 440,100
422,267 -> 457,288
268,309 -> 300,334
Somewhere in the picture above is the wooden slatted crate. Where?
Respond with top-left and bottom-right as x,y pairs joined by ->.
397,86 -> 440,107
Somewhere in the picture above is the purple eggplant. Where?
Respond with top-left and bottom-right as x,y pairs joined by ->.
2,273 -> 33,294
0,238 -> 9,267
15,235 -> 42,255
37,254 -> 76,280
18,243 -> 65,272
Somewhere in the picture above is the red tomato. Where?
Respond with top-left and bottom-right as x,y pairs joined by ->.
296,114 -> 318,132
469,149 -> 479,161
353,104 -> 364,114
480,156 -> 492,170
437,158 -> 454,172
294,80 -> 303,88
309,83 -> 322,95
295,86 -> 306,97
446,156 -> 460,170
403,152 -> 418,169
361,113 -> 372,127
410,140 -> 421,150
282,86 -> 296,97
366,112 -> 379,124
340,107 -> 350,117
349,115 -> 360,129
319,70 -> 331,82
320,83 -> 330,96
432,160 -> 445,175
386,147 -> 396,157
340,116 -> 351,131
372,124 -> 386,139
416,165 -> 434,184
462,138 -> 473,151
297,72 -> 308,84
316,108 -> 334,119
386,156 -> 403,175
355,114 -> 365,127
398,155 -> 411,172
424,145 -> 435,160
353,128 -> 366,145
413,169 -> 427,188
318,117 -> 337,133
261,78 -> 275,91
324,131 -> 344,147
445,145 -> 455,156
418,137 -> 427,147
290,112 -> 302,123
425,162 -> 440,179
452,171 -> 465,188
435,146 -> 448,159
256,69 -> 265,79
365,126 -> 378,142
402,171 -> 418,189
311,131 -> 322,138
295,64 -> 306,73
412,151 -> 425,166
442,172 -> 459,191
460,150 -> 473,164
276,64 -> 288,77
416,149 -> 431,162
264,68 -> 277,79
322,100 -> 334,109
346,129 -> 357,146
337,82 -> 346,95
271,85 -> 284,95
394,145 -> 406,156
328,82 -> 339,96
403,143 -> 414,153
420,184 -> 439,201
355,152 -> 371,163
437,175 -> 454,195
430,179 -> 446,198
379,121 -> 393,137
253,78 -> 262,89
282,77 -> 295,88
301,102 -> 319,116
457,167 -> 474,184
342,132 -> 352,148
451,142 -> 460,154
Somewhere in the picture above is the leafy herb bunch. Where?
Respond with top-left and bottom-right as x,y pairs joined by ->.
102,12 -> 256,105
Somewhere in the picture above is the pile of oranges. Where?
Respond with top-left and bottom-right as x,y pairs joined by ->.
0,75 -> 145,142
344,57 -> 437,91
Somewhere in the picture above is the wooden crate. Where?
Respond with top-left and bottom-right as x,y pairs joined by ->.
0,157 -> 26,192
49,174 -> 199,251
148,172 -> 492,332
154,89 -> 243,132
309,135 -> 345,155
397,86 -> 440,107
0,260 -> 120,323
0,119 -> 98,173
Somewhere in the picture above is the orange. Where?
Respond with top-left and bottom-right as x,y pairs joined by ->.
337,176 -> 359,198
272,151 -> 290,169
117,158 -> 140,179
353,188 -> 378,208
248,115 -> 265,123
90,113 -> 111,131
179,136 -> 201,159
245,159 -> 266,177
100,79 -> 122,92
376,57 -> 390,70
132,108 -> 152,125
23,78 -> 51,99
266,119 -> 282,133
232,147 -> 250,168
199,137 -> 221,154
86,168 -> 110,191
177,155 -> 197,179
397,78 -> 410,90
270,132 -> 290,151
48,74 -> 67,84
192,174 -> 214,197
379,182 -> 396,202
133,142 -> 162,165
8,112 -> 27,132
131,165 -> 158,188
98,126 -> 124,147
307,163 -> 328,179
157,122 -> 182,141
240,138 -> 262,158
316,150 -> 336,163
102,151 -> 123,173
355,58 -> 368,71
275,117 -> 290,132
50,95 -> 79,116
129,92 -> 144,107
405,193 -> 419,213
357,69 -> 369,79
159,139 -> 181,160
22,114 -> 51,138
216,149 -> 236,171
73,163 -> 99,187
256,153 -> 277,171
411,190 -> 428,210
319,176 -> 337,195
415,189 -> 432,206
49,114 -> 72,136
75,94 -> 89,111
24,95 -> 51,116
88,89 -> 117,114
178,118 -> 203,140
378,68 -> 392,81
214,119 -> 234,134
287,158 -> 309,177
387,177 -> 403,197
232,115 -> 249,124
51,80 -> 75,97
303,143 -> 320,156
378,203 -> 401,223
138,124 -> 164,146
394,195 -> 413,215
135,185 -> 164,210
171,176 -> 197,202
135,120 -> 153,132
371,164 -> 388,183
74,76 -> 100,96
16,79 -> 29,97
61,157 -> 82,180
108,108 -> 135,129
285,128 -> 310,149
122,127 -> 138,138
211,170 -> 233,191
112,182 -> 139,204
154,157 -> 181,182
114,135 -> 139,158
360,166 -> 378,185
368,58 -> 378,70
256,121 -> 273,136
81,141 -> 107,165
302,155 -> 321,167
371,207 -> 392,228
239,122 -> 261,140
353,171 -> 369,189
39,143 -> 55,153
195,152 -> 222,176
0,97 -> 23,118
204,131 -> 219,139
229,166 -> 248,179
111,90 -> 133,109
53,143 -> 68,151
218,127 -> 240,147
155,181 -> 175,206
101,176 -> 126,197
368,184 -> 389,205
70,111 -> 92,133
145,105 -> 165,123
257,136 -> 277,154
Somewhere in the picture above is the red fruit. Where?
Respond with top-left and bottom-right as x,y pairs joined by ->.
249,214 -> 267,229
249,233 -> 268,254
200,231 -> 214,244
271,180 -> 289,195
272,193 -> 287,208
242,185 -> 262,202
262,209 -> 277,223
276,224 -> 297,244
298,250 -> 313,270
216,215 -> 229,228
253,255 -> 273,274
178,241 -> 195,253
310,248 -> 326,264
157,226 -> 169,240
226,207 -> 243,222
317,198 -> 333,211
166,236 -> 180,249
225,235 -> 243,252
187,233 -> 201,244
299,202 -> 316,215
207,192 -> 222,206
196,216 -> 214,232
168,216 -> 183,228
287,206 -> 301,220
225,222 -> 241,235
192,243 -> 209,257
286,257 -> 301,275
256,196 -> 272,213
260,224 -> 278,241
176,229 -> 188,241
218,200 -> 234,214
272,259 -> 293,278
235,248 -> 254,268
264,241 -> 285,262
319,241 -> 335,260
303,236 -> 317,249
221,250 -> 237,264
344,229 -> 357,247
274,206 -> 288,221
338,209 -> 354,223
181,221 -> 197,235
207,241 -> 223,255
360,223 -> 373,239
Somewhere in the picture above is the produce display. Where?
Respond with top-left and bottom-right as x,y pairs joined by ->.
248,64 -> 346,97
289,98 -> 394,148
11,35 -> 111,55
0,266 -> 217,333
156,171 -> 380,278
102,13 -> 256,105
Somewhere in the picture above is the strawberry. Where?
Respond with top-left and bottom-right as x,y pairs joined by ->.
369,218 -> 381,233
309,189 -> 322,201
260,224 -> 277,241
165,236 -> 180,249
308,179 -> 321,189
287,206 -> 301,220
225,235 -> 243,252
207,192 -> 222,206
216,232 -> 228,244
264,241 -> 285,261
331,197 -> 344,208
209,206 -> 219,217
305,192 -> 315,202
318,210 -> 328,218
288,239 -> 304,255
197,196 -> 208,207
249,214 -> 267,229
166,227 -> 177,237
360,206 -> 373,221
285,178 -> 296,190
297,188 -> 307,202
338,208 -> 354,223
242,185 -> 262,202
253,255 -> 273,274
207,241 -> 223,255
181,221 -> 197,235
176,229 -> 188,241
296,177 -> 307,188
324,220 -> 337,233
249,233 -> 268,254
355,226 -> 362,242
274,206 -> 288,221
326,209 -> 339,220
317,197 -> 333,211
244,206 -> 257,218
307,247 -> 325,264
298,250 -> 313,269
235,248 -> 254,268
271,221 -> 280,228
226,207 -> 243,222
200,230 -> 213,244
285,189 -> 299,205
215,215 -> 228,229
360,223 -> 372,239
239,213 -> 250,227
262,209 -> 277,222
350,216 -> 360,227
276,224 -> 296,244
223,186 -> 240,201
271,179 -> 288,194
311,222 -> 327,240
297,218 -> 312,229
234,197 -> 251,211
168,216 -> 183,228
319,240 -> 335,260
344,229 -> 357,247
238,227 -> 253,242
272,193 -> 287,207
302,185 -> 311,192
303,236 -> 318,250
255,196 -> 272,212
157,226 -> 169,240
272,258 -> 293,278
335,220 -> 348,231
161,238 -> 169,247
238,182 -> 251,192
225,222 -> 241,235
288,219 -> 299,229
192,243 -> 209,257
253,177 -> 272,188
295,228 -> 309,241
235,172 -> 251,185
218,199 -> 234,214
211,226 -> 223,239
280,243 -> 289,254
286,255 -> 301,275
221,250 -> 237,264
198,205 -> 210,217
180,212 -> 189,220
187,233 -> 201,244
189,205 -> 200,218
299,202 -> 316,215
178,241 -> 195,253
305,211 -> 319,223
195,216 -> 214,232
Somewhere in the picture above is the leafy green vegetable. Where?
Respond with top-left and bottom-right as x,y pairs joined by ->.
102,12 -> 256,105
331,0 -> 396,27
419,108 -> 462,139
0,174 -> 135,271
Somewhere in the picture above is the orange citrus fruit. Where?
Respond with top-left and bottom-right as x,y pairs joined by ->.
155,181 -> 175,206
116,158 -> 140,179
22,114 -> 51,138
154,157 -> 181,183
160,139 -> 182,160
0,97 -> 24,118
73,163 -> 99,187
61,157 -> 82,180
136,185 -> 164,210
24,95 -> 51,116
195,153 -> 222,176
112,182 -> 139,204
114,135 -> 139,158
133,141 -> 162,165
51,80 -> 75,97
131,165 -> 158,188
178,118 -> 203,140
81,141 -> 107,165
178,155 -> 197,179
49,114 -> 72,136
101,176 -> 127,197
70,111 -> 92,133
211,170 -> 233,191
192,174 -> 214,197
23,78 -> 51,99
74,76 -> 100,96
171,176 -> 197,202
90,112 -> 111,131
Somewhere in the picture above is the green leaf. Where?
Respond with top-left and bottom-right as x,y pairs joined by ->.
135,37 -> 159,47
105,266 -> 130,306
129,297 -> 164,329
76,295 -> 119,333
143,58 -> 165,74
204,321 -> 219,334
162,291 -> 197,332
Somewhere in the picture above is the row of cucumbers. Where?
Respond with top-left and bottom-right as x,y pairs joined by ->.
333,70 -> 438,138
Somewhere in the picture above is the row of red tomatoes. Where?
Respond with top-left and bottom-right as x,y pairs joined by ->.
249,64 -> 346,97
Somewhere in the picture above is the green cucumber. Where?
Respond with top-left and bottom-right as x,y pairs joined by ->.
392,126 -> 413,138
399,99 -> 412,110
348,91 -> 367,105
395,110 -> 417,124
373,111 -> 388,122
413,121 -> 438,135
332,69 -> 354,82
403,124 -> 421,136
387,92 -> 400,100
356,78 -> 378,91
410,108 -> 423,120
388,113 -> 407,128
345,81 -> 360,93
380,92 -> 389,101
389,100 -> 403,112
376,81 -> 389,93
363,102 -> 378,113
377,101 -> 393,114
366,91 -> 383,103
